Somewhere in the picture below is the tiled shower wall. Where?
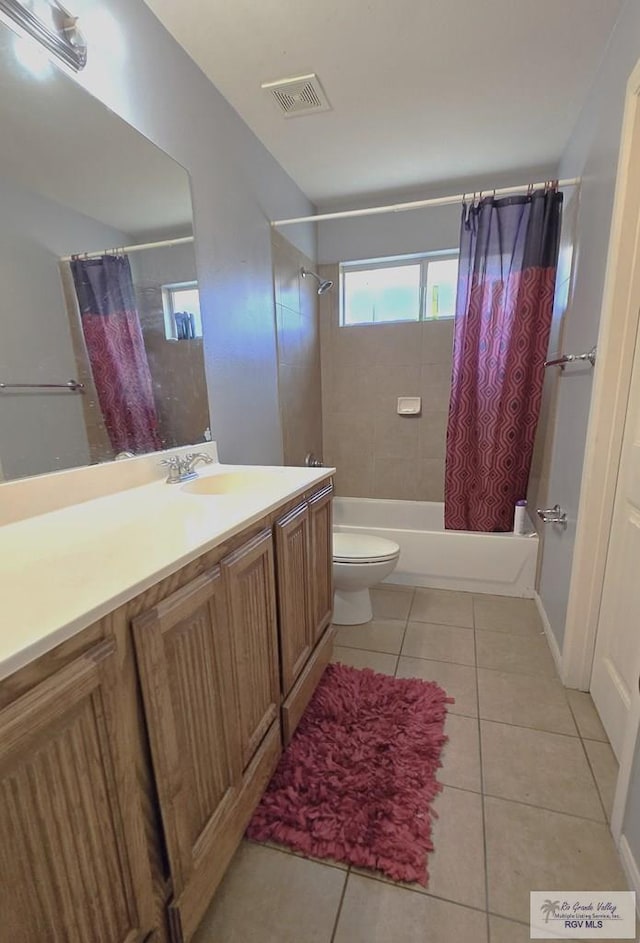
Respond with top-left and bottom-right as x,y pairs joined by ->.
319,263 -> 454,500
271,231 -> 323,466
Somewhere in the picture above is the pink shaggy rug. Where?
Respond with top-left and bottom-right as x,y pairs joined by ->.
247,662 -> 452,885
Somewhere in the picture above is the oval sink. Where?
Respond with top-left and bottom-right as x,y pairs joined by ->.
181,471 -> 266,495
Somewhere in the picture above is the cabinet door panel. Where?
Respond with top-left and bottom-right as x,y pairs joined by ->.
223,529 -> 280,768
275,502 -> 313,695
0,641 -> 145,943
132,567 -> 241,934
308,484 -> 334,642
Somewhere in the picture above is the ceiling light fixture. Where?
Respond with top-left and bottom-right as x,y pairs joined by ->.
0,0 -> 87,72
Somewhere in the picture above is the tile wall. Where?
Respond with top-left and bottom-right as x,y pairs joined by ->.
319,263 -> 454,500
271,231 -> 323,466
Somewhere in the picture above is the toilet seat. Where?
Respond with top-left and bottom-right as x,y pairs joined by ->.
333,532 -> 400,565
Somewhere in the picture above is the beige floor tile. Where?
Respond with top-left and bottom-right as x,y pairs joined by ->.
485,796 -> 629,923
476,629 -> 557,678
351,787 -> 486,909
584,739 -> 619,821
402,621 -> 476,666
334,619 -> 406,654
192,842 -> 345,943
409,588 -> 474,627
481,721 -> 604,820
567,689 -> 609,741
333,874 -> 488,943
397,657 -> 478,716
488,915 -> 531,942
371,588 -> 413,620
473,594 -> 542,635
254,839 -> 349,870
374,581 -> 415,593
478,669 -> 577,735
331,645 -> 397,675
488,915 -> 619,943
439,712 -> 482,792
427,787 -> 486,909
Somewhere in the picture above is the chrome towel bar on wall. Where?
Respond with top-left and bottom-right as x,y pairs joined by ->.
537,504 -> 568,529
0,379 -> 85,393
544,346 -> 597,369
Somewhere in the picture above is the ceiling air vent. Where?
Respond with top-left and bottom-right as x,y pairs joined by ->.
261,73 -> 331,118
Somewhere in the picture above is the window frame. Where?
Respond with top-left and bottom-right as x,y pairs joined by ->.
161,280 -> 203,341
339,249 -> 459,327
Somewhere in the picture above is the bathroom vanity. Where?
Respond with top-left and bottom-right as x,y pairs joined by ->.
0,460 -> 334,942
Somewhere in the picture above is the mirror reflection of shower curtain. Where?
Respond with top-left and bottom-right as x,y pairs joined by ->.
59,261 -> 113,463
69,255 -> 162,455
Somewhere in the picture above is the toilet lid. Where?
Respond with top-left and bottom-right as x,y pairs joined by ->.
333,532 -> 400,564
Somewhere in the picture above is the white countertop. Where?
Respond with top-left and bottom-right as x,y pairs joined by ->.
0,463 -> 333,681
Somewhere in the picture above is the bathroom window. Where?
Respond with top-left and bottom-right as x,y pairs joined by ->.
161,281 -> 203,341
339,251 -> 458,326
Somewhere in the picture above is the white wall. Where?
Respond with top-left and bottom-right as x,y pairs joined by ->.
316,168 -> 554,264
61,0 -> 316,466
532,0 -> 640,876
0,176 -> 129,480
539,1 -> 640,651
317,203 -> 460,264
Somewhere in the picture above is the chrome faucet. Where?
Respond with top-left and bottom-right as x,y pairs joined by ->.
161,451 -> 214,484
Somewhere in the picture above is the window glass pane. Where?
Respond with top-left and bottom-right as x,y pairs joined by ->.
172,287 -> 200,318
425,257 -> 458,319
162,283 -> 203,340
171,288 -> 201,339
343,264 -> 420,325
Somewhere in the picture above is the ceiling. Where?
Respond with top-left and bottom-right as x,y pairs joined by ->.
0,21 -> 192,239
144,0 -> 622,207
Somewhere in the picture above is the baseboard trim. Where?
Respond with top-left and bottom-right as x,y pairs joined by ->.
534,591 -> 564,678
619,834 -> 640,914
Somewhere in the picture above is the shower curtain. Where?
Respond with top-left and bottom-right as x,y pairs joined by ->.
444,187 -> 563,532
71,255 -> 162,455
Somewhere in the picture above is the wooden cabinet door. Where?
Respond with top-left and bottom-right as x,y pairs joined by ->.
0,640 -> 153,943
275,501 -> 313,695
222,529 -> 280,768
131,567 -> 241,943
308,483 -> 334,642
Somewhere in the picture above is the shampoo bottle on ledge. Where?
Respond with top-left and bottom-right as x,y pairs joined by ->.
513,500 -> 527,536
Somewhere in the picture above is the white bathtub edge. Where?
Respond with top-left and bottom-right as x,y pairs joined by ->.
383,571 -> 535,598
333,498 -> 539,599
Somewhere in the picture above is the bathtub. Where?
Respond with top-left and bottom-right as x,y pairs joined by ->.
333,497 -> 538,598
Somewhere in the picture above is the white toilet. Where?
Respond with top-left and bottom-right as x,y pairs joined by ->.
332,531 -> 401,625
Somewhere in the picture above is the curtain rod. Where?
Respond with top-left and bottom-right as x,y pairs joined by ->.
60,235 -> 194,263
272,178 -> 580,227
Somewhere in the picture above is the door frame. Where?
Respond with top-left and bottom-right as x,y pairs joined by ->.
561,57 -> 640,840
562,57 -> 640,688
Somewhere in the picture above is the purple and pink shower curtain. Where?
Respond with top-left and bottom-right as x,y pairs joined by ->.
71,255 -> 162,455
444,187 -> 563,532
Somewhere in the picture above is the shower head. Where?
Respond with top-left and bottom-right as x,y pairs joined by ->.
301,267 -> 333,295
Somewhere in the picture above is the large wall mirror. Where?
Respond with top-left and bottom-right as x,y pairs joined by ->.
0,20 -> 211,482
